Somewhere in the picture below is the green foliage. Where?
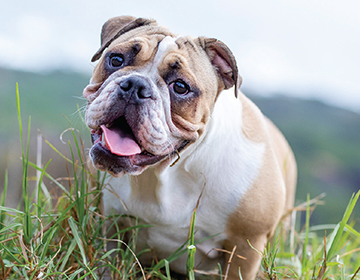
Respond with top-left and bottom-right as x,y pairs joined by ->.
187,195 -> 199,280
256,191 -> 360,280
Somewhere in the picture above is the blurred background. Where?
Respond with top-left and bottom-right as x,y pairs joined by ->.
1,0 -> 359,226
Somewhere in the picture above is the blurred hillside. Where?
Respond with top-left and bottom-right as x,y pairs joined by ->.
0,67 -> 359,225
0,67 -> 90,207
250,94 -> 360,225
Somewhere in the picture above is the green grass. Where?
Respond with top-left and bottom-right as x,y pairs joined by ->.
256,193 -> 360,280
0,85 -> 359,279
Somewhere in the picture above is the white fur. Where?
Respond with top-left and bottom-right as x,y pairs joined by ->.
139,35 -> 179,79
102,89 -> 265,273
153,36 -> 179,67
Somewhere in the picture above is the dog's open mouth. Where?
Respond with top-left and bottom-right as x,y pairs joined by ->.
90,116 -> 165,165
97,117 -> 142,157
89,116 -> 190,175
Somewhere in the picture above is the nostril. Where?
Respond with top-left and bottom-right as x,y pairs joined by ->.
137,87 -> 151,99
119,77 -> 153,100
120,80 -> 132,91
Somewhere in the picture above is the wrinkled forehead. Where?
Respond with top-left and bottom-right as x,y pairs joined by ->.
92,27 -> 215,89
104,26 -> 175,56
105,28 -> 205,68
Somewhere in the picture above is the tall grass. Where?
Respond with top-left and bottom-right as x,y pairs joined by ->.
0,85 -> 359,279
257,192 -> 360,280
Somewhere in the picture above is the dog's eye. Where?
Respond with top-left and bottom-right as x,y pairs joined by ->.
109,54 -> 124,68
172,80 -> 190,95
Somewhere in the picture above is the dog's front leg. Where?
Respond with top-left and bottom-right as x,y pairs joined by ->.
223,234 -> 267,280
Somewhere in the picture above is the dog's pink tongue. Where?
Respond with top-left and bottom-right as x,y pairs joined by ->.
101,125 -> 141,156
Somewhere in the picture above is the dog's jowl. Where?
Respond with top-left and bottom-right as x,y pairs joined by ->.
83,16 -> 297,280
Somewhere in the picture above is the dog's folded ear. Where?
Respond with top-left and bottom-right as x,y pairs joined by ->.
91,16 -> 158,62
198,37 -> 242,98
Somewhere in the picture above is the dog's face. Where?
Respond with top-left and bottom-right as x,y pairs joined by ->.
83,16 -> 241,176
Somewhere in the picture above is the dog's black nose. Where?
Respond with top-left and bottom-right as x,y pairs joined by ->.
119,77 -> 152,99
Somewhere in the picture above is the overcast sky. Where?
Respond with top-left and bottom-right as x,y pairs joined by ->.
1,0 -> 359,112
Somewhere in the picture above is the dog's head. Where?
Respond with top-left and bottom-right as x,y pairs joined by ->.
83,16 -> 241,176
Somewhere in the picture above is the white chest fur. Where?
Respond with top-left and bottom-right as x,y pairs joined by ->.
102,91 -> 265,271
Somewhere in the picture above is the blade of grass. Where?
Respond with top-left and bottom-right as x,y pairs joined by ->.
238,267 -> 244,280
68,217 -> 89,269
351,266 -> 360,280
316,236 -> 327,280
35,133 -> 42,206
344,224 -> 360,238
94,170 -> 106,210
187,191 -> 203,280
39,129 -> 90,176
65,117 -> 89,228
102,237 -> 146,280
301,194 -> 311,278
0,206 -> 25,216
36,159 -> 51,220
39,226 -> 58,263
164,259 -> 172,280
16,84 -> 33,244
0,242 -> 22,264
16,83 -> 23,160
68,217 -> 97,279
27,161 -> 70,196
326,190 -> 360,261
151,241 -> 188,272
23,114 -> 32,245
58,238 -> 77,272
68,140 -> 85,224
0,170 -> 8,232
68,268 -> 93,280
63,116 -> 86,169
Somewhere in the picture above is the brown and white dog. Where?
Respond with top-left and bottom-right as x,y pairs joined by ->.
83,16 -> 297,280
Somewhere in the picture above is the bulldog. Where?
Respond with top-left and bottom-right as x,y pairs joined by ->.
83,16 -> 297,280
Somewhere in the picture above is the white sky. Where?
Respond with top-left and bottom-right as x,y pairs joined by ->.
1,0 -> 359,112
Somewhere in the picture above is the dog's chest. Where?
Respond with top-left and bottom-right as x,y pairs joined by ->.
102,166 -> 242,268
103,166 -> 236,231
